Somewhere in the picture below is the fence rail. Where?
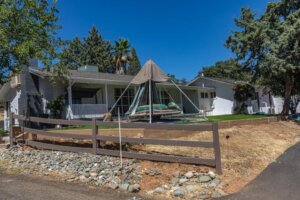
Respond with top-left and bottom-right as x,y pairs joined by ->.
10,113 -> 222,174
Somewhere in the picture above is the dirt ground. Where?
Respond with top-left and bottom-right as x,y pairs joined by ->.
27,121 -> 300,196
137,121 -> 300,194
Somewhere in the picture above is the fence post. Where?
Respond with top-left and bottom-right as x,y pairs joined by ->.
92,118 -> 98,154
212,122 -> 222,175
9,112 -> 15,147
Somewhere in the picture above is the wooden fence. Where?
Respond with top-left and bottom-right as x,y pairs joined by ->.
10,113 -> 222,174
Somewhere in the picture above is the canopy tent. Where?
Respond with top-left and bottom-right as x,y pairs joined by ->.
108,59 -> 203,123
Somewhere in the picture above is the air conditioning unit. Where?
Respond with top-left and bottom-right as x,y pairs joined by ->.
10,74 -> 21,88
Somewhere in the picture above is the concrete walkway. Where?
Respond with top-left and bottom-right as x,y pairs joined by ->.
220,142 -> 300,200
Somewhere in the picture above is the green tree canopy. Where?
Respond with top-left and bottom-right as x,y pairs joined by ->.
226,0 -> 300,115
0,0 -> 60,83
201,59 -> 251,81
113,38 -> 131,75
58,26 -> 114,73
127,48 -> 141,75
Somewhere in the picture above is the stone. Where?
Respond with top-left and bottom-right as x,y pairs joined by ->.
128,184 -> 140,193
198,175 -> 212,183
211,191 -> 222,198
199,189 -> 210,199
169,178 -> 179,185
119,183 -> 130,192
108,182 -> 119,190
185,184 -> 194,191
208,171 -> 216,179
184,171 -> 194,179
90,172 -> 98,177
179,178 -> 188,185
209,178 -> 220,187
154,187 -> 164,194
79,175 -> 88,182
173,188 -> 185,198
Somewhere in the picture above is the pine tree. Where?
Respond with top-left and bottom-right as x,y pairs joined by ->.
58,26 -> 114,73
226,1 -> 300,115
127,48 -> 141,75
83,26 -> 113,72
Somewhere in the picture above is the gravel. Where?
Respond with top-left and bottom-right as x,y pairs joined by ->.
0,147 -> 142,193
0,146 -> 226,199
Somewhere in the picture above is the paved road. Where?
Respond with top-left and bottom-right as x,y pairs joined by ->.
0,172 -> 144,200
221,142 -> 300,200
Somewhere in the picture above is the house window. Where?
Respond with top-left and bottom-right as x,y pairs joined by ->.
201,92 -> 209,98
160,91 -> 170,105
210,92 -> 216,98
114,88 -> 134,115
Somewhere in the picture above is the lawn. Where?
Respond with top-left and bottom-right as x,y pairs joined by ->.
205,114 -> 270,122
176,114 -> 271,124
48,125 -> 116,131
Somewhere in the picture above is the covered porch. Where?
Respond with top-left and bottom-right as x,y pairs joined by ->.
66,82 -> 109,119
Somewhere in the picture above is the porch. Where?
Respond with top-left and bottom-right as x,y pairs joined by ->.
65,81 -> 216,120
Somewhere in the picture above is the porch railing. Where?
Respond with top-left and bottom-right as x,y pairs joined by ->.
69,104 -> 107,119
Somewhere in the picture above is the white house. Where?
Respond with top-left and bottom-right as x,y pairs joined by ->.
0,63 -> 215,130
0,61 -> 298,131
187,74 -> 293,115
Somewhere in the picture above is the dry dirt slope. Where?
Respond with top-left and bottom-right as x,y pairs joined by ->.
141,121 -> 300,194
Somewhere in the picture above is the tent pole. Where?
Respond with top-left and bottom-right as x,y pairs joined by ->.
107,82 -> 133,115
170,80 -> 202,113
149,80 -> 152,124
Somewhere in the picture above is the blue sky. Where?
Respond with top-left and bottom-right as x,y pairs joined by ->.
56,0 -> 271,80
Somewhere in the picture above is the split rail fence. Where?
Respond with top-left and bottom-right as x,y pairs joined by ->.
10,113 -> 222,174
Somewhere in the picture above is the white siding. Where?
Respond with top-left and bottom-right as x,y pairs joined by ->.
190,78 -> 235,115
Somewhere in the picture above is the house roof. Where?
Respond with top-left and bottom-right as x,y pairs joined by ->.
69,70 -> 134,84
187,75 -> 248,86
28,67 -> 214,90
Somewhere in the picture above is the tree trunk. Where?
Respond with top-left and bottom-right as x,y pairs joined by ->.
281,74 -> 294,116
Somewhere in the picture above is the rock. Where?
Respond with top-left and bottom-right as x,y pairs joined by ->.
108,181 -> 119,190
90,172 -> 98,177
119,183 -> 129,192
184,171 -> 194,179
185,184 -> 194,191
128,184 -> 140,193
169,178 -> 179,185
198,175 -> 212,183
173,188 -> 185,198
208,171 -> 216,179
211,191 -> 222,198
79,175 -> 88,182
199,189 -> 210,199
149,168 -> 161,176
179,178 -> 188,185
154,187 -> 165,194
209,178 -> 220,187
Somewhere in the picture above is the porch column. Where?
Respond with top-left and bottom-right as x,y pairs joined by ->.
197,89 -> 201,110
180,91 -> 183,114
67,82 -> 73,120
105,82 -> 108,112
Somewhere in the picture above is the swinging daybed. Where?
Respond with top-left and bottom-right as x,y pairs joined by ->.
108,59 -> 204,123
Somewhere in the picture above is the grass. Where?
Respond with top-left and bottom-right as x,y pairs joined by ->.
176,114 -> 271,124
0,128 -> 8,136
48,125 -> 116,131
206,114 -> 270,122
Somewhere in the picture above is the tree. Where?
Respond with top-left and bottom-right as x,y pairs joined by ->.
0,0 -> 60,84
58,26 -> 114,73
226,1 -> 300,116
113,38 -> 130,75
201,59 -> 251,81
83,26 -> 114,72
127,48 -> 141,75
233,83 -> 255,114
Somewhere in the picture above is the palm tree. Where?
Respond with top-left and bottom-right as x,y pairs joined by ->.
113,38 -> 130,75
